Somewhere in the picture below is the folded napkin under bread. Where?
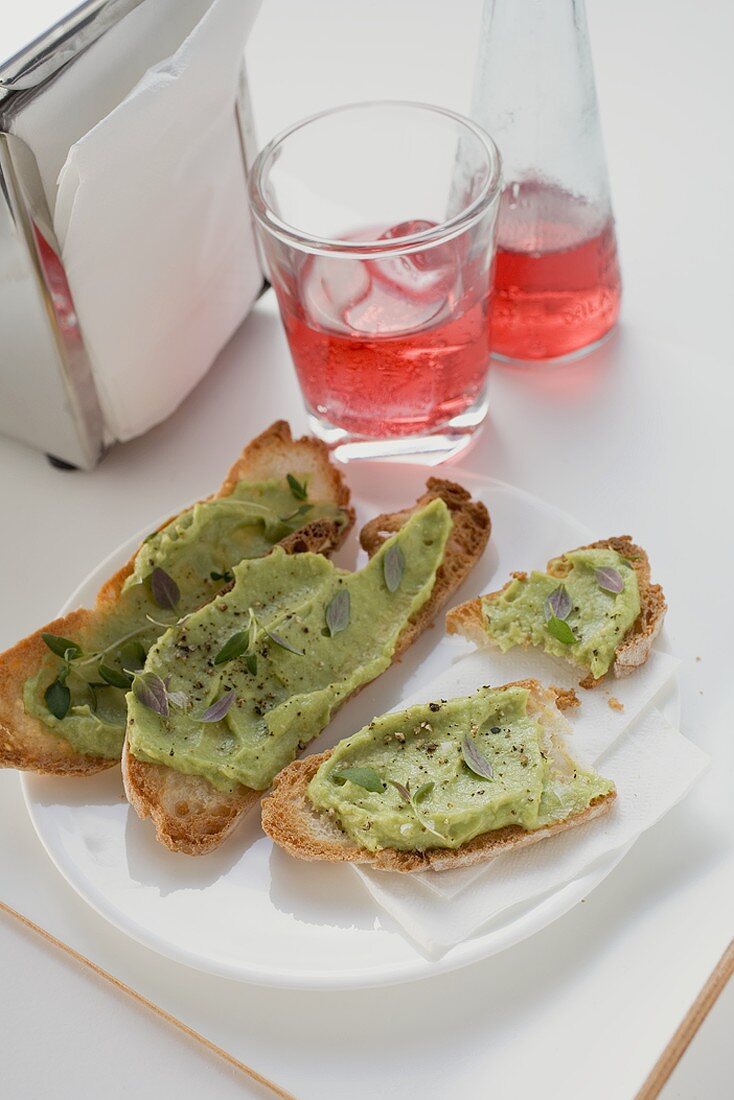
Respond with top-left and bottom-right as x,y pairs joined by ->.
350,646 -> 708,958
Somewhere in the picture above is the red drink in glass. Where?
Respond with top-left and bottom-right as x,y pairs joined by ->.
248,103 -> 502,461
275,222 -> 492,438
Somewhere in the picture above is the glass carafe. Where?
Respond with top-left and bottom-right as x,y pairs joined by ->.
472,0 -> 621,362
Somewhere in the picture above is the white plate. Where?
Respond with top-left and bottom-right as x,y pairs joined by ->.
21,466 -> 678,989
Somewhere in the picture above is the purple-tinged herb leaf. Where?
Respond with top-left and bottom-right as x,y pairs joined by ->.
325,587 -> 350,636
42,633 -> 82,660
461,735 -> 495,779
264,627 -> 304,656
544,585 -> 572,623
595,566 -> 624,594
45,679 -> 71,719
201,692 -> 235,723
389,779 -> 412,804
383,543 -> 405,593
546,615 -> 576,645
335,767 -> 384,793
413,780 -> 434,804
132,671 -> 169,718
286,473 -> 308,501
213,631 -> 249,665
167,690 -> 188,710
150,567 -> 180,610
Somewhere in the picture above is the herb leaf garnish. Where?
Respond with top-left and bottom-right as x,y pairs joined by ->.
414,780 -> 434,804
389,779 -> 412,804
263,627 -> 304,656
546,615 -> 577,645
335,766 -> 384,792
389,779 -> 446,841
132,671 -> 169,718
213,631 -> 249,665
119,639 -> 147,670
325,588 -> 350,636
150,567 -> 180,610
98,664 -> 133,689
45,679 -> 71,719
461,735 -> 495,779
286,473 -> 308,501
245,653 -> 258,676
280,503 -> 313,523
200,692 -> 235,723
544,585 -> 572,622
42,633 -> 82,660
383,543 -> 405,593
595,566 -> 624,594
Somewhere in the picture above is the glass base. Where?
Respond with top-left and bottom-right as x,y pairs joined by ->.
306,387 -> 489,465
491,324 -> 617,366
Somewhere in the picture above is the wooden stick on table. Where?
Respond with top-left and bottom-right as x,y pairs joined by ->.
0,899 -> 296,1100
636,938 -> 734,1100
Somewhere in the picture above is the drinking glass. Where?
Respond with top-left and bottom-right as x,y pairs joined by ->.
248,102 -> 502,462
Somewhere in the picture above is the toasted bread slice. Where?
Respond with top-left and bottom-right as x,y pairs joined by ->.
0,422 -> 354,777
261,680 -> 615,872
123,478 -> 491,854
446,536 -> 666,687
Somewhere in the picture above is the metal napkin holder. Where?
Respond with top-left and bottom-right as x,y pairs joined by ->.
0,1 -> 257,469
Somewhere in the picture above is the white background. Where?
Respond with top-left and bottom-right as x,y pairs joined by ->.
1,0 -> 733,1097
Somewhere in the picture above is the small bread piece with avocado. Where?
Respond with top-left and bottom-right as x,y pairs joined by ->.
0,422 -> 354,777
261,680 -> 615,872
446,537 -> 666,687
122,480 -> 490,854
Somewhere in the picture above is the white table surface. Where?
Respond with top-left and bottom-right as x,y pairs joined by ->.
2,1 -> 733,1097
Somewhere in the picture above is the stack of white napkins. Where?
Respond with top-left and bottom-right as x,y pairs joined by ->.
352,646 -> 708,958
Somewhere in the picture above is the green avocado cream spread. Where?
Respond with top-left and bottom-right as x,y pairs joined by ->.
482,548 -> 641,679
125,499 -> 452,792
307,685 -> 614,852
24,476 -> 349,759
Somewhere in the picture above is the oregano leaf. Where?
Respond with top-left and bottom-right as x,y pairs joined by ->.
44,679 -> 71,719
286,473 -> 308,501
461,735 -> 495,779
595,566 -> 624,594
325,587 -> 350,637
544,585 -> 572,622
335,767 -> 384,793
200,692 -> 235,723
213,631 -> 249,665
42,633 -> 82,660
132,671 -> 169,717
150,567 -> 180,610
546,615 -> 577,645
383,542 -> 405,593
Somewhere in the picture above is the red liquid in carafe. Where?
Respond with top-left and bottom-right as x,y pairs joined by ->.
491,182 -> 621,361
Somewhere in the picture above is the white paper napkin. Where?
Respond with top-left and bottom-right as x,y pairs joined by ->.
347,646 -> 707,957
50,0 -> 263,442
356,708 -> 708,957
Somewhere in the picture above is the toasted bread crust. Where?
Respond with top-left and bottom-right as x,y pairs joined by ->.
124,478 -> 491,854
446,535 -> 666,686
0,422 -> 354,777
261,680 -> 615,873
